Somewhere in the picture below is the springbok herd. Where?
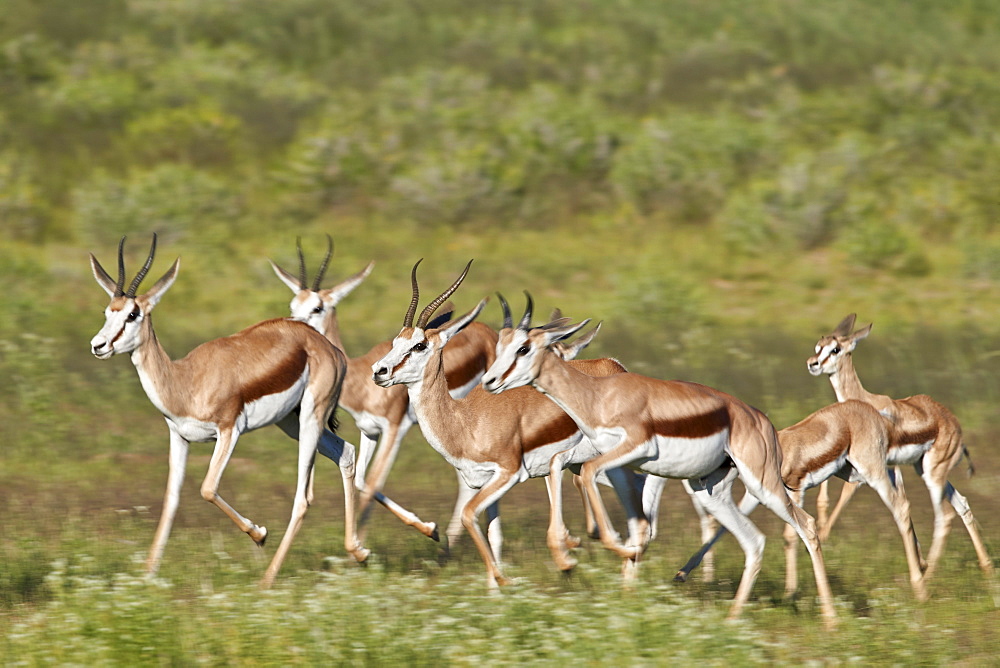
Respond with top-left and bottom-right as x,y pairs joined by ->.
89,234 -> 994,628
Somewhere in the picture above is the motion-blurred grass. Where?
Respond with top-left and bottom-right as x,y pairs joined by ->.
3,0 -> 1000,663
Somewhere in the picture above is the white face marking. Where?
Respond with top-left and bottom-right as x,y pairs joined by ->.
289,292 -> 329,334
91,299 -> 143,358
372,330 -> 434,387
483,330 -> 536,394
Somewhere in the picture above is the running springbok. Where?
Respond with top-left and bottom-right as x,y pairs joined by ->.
270,239 -> 499,548
808,314 -> 992,582
675,399 -> 927,601
90,235 -> 369,588
371,263 -> 654,586
481,302 -> 837,625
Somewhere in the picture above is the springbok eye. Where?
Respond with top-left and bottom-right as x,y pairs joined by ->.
516,345 -> 530,356
412,342 -> 427,352
312,306 -> 324,314
127,308 -> 140,321
831,346 -> 841,355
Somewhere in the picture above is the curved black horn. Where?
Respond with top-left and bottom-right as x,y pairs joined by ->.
497,292 -> 513,329
125,234 -> 157,297
518,291 -> 534,330
312,234 -> 333,291
114,236 -> 127,296
295,237 -> 307,289
402,259 -> 423,327
416,260 -> 473,328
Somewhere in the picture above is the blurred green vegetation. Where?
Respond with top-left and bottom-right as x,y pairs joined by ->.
3,1 -> 1000,662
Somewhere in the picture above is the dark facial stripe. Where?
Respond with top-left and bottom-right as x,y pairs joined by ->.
652,406 -> 730,439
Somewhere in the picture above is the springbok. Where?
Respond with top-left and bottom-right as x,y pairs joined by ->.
481,302 -> 837,625
808,314 -> 992,582
89,235 -> 370,588
676,399 -> 927,601
371,263 -> 654,586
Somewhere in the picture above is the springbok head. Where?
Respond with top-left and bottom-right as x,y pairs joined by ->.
372,260 -> 486,388
90,234 -> 179,359
270,235 -> 375,335
481,292 -> 589,394
807,313 -> 873,377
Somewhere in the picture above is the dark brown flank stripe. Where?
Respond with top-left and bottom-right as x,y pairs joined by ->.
522,414 -> 579,452
445,354 -> 486,391
242,348 -> 308,404
890,424 -> 939,449
794,423 -> 850,475
652,405 -> 730,439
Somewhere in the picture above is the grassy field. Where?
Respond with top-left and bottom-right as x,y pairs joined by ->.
4,0 -> 1000,664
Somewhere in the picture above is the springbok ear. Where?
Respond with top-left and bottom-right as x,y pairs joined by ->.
851,322 -> 873,344
327,260 -> 375,305
143,258 -> 180,310
833,313 -> 857,337
270,260 -> 302,295
558,321 -> 603,359
438,298 -> 488,344
543,319 -> 592,347
90,254 -> 118,297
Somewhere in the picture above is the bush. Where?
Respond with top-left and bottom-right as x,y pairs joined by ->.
73,164 -> 244,246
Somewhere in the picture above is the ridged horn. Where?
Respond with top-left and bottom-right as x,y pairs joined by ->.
518,291 -> 534,330
416,260 -> 473,328
497,292 -> 513,329
114,236 -> 127,296
402,259 -> 423,327
125,234 -> 157,298
295,237 -> 307,289
312,234 -> 333,291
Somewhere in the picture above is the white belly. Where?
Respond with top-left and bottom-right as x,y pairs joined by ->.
348,409 -> 389,440
241,376 -> 306,431
635,431 -> 731,479
887,441 -> 933,466
168,416 -> 218,443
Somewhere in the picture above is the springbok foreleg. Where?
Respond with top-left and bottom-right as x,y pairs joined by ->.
545,450 -> 583,570
199,427 -> 267,545
460,469 -> 522,589
579,443 -> 654,562
355,418 -> 438,544
572,473 -> 599,539
144,426 -> 190,577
